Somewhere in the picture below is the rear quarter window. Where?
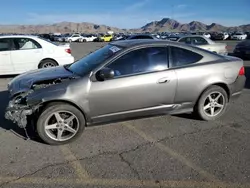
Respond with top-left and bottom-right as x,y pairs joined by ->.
170,46 -> 203,68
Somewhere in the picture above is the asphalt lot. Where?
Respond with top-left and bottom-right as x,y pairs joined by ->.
0,41 -> 250,188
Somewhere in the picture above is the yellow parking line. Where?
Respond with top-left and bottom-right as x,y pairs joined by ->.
0,177 -> 249,188
60,146 -> 90,179
123,122 -> 221,183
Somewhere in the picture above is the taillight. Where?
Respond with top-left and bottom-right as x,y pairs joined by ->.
239,66 -> 245,75
65,49 -> 71,54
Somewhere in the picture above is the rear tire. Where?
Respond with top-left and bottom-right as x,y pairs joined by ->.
37,103 -> 85,145
194,85 -> 228,121
38,59 -> 58,68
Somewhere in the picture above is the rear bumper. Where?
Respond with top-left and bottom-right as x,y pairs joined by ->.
55,56 -> 75,65
229,75 -> 246,101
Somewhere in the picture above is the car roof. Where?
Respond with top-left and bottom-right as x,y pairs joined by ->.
110,39 -> 188,48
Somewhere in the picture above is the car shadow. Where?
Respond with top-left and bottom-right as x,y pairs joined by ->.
0,90 -> 42,143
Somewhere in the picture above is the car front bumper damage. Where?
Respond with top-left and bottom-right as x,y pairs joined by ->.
5,99 -> 38,128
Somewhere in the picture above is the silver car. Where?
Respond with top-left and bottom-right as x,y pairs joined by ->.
5,40 -> 246,145
177,35 -> 228,55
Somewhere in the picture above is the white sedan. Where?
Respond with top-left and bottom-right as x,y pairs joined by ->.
84,35 -> 97,42
177,35 -> 228,55
0,35 -> 74,75
66,34 -> 85,42
231,33 -> 247,40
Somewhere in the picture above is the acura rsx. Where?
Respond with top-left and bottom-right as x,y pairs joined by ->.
5,40 -> 246,145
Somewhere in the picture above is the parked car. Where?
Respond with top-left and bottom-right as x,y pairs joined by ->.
66,34 -> 85,42
223,32 -> 230,40
126,34 -> 158,40
210,33 -> 225,40
54,35 -> 64,42
113,34 -> 128,41
192,32 -> 211,39
231,33 -> 247,40
166,34 -> 185,41
177,35 -> 228,55
100,34 -> 113,42
84,34 -> 97,42
5,39 -> 245,145
202,32 -> 211,39
233,35 -> 250,59
0,35 -> 74,75
38,34 -> 53,41
61,34 -> 71,42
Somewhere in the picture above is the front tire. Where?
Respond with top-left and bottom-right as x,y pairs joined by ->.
194,85 -> 228,121
36,103 -> 85,145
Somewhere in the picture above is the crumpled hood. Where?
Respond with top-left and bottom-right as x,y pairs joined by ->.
8,66 -> 75,97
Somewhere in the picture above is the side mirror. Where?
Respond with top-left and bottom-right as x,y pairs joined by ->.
96,68 -> 115,81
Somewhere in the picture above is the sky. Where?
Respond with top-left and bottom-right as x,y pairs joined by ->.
1,0 -> 249,28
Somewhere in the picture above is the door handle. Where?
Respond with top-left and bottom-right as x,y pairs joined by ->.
158,77 -> 169,84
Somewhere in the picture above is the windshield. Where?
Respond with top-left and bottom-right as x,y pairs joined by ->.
68,44 -> 123,76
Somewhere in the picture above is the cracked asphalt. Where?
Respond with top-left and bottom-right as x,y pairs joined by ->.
0,41 -> 249,188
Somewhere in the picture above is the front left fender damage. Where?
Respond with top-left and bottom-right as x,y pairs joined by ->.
5,102 -> 39,128
5,77 -> 72,128
4,87 -> 41,128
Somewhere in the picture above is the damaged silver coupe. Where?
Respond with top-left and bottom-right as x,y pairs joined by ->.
5,40 -> 246,145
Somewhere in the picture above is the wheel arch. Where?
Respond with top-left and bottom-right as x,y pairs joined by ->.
196,82 -> 230,105
36,99 -> 89,125
38,58 -> 58,68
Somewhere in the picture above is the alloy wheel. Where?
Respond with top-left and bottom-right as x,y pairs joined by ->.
203,92 -> 225,117
44,111 -> 79,141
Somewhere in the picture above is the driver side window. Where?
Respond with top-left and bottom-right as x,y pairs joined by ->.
106,47 -> 168,78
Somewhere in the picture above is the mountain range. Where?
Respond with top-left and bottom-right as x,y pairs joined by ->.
0,18 -> 249,34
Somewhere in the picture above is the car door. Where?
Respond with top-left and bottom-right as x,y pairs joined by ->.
10,38 -> 43,73
169,46 -> 204,104
0,38 -> 14,74
88,46 -> 178,121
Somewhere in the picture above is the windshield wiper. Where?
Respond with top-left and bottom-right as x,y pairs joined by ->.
63,64 -> 74,73
63,64 -> 81,77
